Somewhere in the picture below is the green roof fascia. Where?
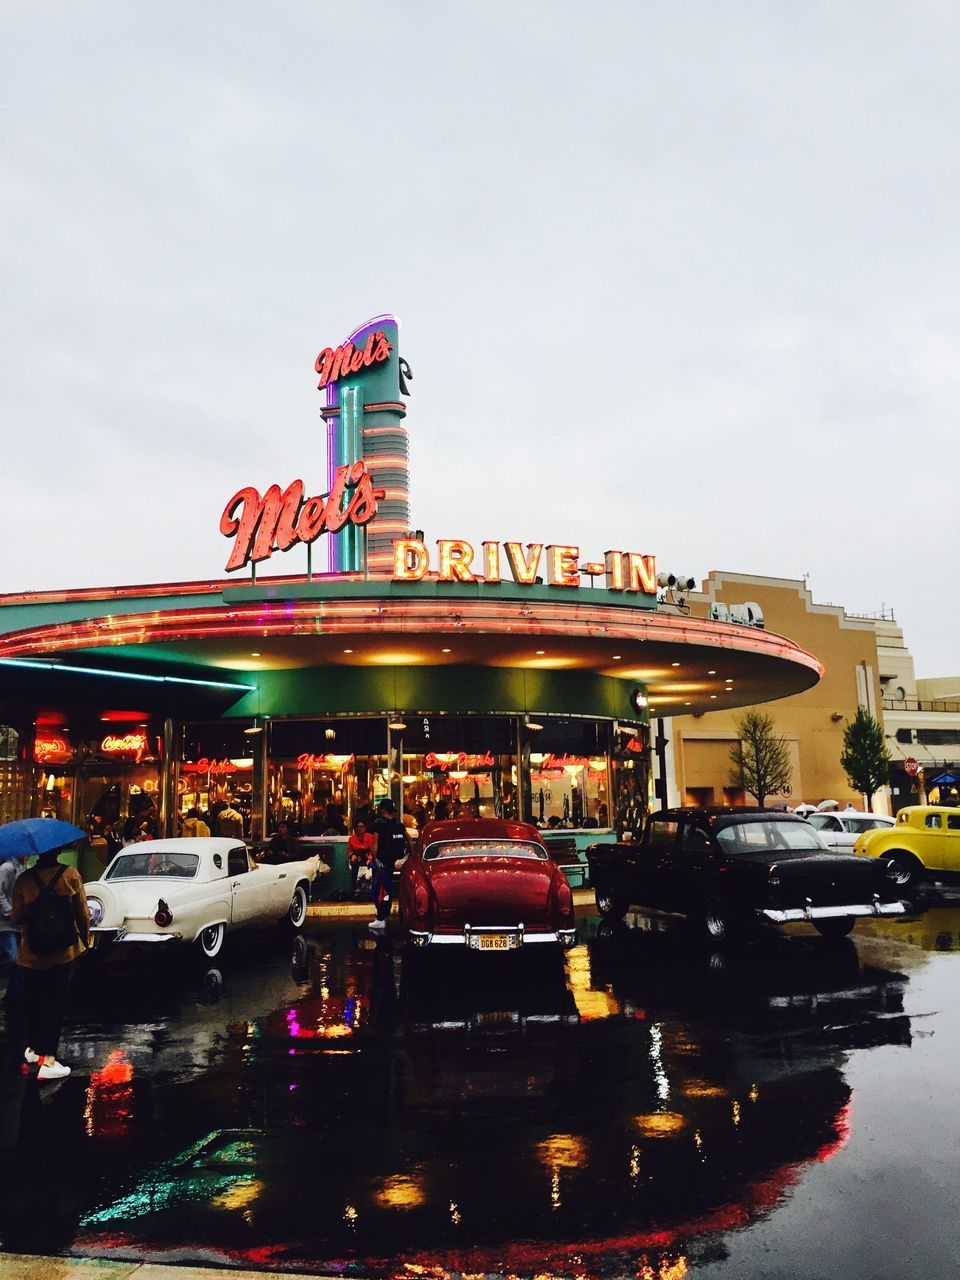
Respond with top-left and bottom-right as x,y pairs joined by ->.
224,663 -> 647,722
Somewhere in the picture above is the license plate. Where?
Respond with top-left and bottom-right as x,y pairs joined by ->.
475,933 -> 511,951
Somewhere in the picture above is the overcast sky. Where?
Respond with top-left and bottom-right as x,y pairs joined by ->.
2,3 -> 957,675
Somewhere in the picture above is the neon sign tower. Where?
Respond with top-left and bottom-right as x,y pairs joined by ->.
316,313 -> 411,574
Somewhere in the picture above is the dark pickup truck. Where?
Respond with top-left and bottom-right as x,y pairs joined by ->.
587,807 -> 906,940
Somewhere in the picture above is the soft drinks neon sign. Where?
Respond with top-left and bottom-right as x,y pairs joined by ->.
100,732 -> 149,762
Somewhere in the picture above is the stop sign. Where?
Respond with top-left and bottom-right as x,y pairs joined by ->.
904,757 -> 919,777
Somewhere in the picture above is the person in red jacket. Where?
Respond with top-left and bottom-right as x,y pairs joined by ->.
347,819 -> 375,898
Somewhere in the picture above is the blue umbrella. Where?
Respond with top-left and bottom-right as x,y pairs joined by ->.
0,818 -> 87,863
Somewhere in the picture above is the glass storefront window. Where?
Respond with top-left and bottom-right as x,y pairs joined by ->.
77,726 -> 163,846
396,716 -> 518,830
526,717 -> 612,829
611,721 -> 649,834
180,722 -> 261,841
268,718 -> 387,835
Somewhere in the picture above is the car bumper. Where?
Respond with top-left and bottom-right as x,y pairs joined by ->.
760,900 -> 906,925
90,927 -> 182,945
408,924 -> 577,950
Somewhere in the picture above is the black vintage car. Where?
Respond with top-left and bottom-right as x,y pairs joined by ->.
587,807 -> 906,940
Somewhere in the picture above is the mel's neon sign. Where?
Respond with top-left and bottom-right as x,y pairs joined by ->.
392,539 -> 657,594
220,462 -> 385,572
315,330 -> 391,389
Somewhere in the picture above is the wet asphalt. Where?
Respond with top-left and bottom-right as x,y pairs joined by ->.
0,900 -> 958,1279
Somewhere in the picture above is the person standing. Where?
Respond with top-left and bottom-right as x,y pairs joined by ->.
216,796 -> 245,840
11,846 -> 90,1082
369,799 -> 410,931
181,807 -> 210,838
0,855 -> 26,976
347,819 -> 375,898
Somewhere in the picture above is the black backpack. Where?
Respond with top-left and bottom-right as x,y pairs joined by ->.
25,866 -> 79,956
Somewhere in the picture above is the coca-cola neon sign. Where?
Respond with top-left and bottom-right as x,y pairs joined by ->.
220,461 -> 385,572
315,330 -> 391,390
100,732 -> 149,763
424,751 -> 496,771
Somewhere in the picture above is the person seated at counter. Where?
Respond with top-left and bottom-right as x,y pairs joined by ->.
260,820 -> 301,864
347,820 -> 375,897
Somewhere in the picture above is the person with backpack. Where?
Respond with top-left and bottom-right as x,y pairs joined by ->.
369,799 -> 410,931
10,845 -> 90,1082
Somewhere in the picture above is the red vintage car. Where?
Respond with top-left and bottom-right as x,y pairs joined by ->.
397,817 -> 576,953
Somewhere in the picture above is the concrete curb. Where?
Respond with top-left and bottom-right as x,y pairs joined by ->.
0,1259 -> 337,1279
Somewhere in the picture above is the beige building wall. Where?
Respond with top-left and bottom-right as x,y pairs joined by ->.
668,572 -> 885,811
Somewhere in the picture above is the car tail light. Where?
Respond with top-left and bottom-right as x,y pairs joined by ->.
768,864 -> 781,889
155,899 -> 173,928
414,882 -> 430,919
555,876 -> 573,919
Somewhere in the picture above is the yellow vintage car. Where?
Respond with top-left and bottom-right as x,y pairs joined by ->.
854,805 -> 960,889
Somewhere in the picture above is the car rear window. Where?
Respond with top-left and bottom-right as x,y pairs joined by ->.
424,840 -> 548,861
105,851 -> 200,880
716,821 -> 827,857
844,816 -> 891,832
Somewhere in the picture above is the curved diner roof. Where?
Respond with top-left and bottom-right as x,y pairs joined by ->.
0,574 -> 822,719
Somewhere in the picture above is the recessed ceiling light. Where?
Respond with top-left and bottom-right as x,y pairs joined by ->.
250,652 -> 261,657
343,648 -> 353,654
707,669 -> 717,675
710,695 -> 717,699
441,647 -> 451,654
684,701 -> 691,706
671,662 -> 680,667
612,655 -> 622,660
535,650 -> 545,655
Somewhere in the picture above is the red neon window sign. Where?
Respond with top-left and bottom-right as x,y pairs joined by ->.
100,732 -> 149,762
34,736 -> 72,764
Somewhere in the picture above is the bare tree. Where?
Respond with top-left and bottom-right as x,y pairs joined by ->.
729,710 -> 792,809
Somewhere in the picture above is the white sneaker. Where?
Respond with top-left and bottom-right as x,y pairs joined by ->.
23,1047 -> 39,1065
368,919 -> 387,932
37,1059 -> 71,1082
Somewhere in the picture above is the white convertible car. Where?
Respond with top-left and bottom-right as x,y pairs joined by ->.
85,838 -> 320,959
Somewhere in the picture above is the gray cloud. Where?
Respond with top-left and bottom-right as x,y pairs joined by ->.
1,1 -> 957,672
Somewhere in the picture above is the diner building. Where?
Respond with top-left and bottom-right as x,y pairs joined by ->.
0,316 -> 824,865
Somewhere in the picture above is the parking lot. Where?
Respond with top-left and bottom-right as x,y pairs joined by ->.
0,901 -> 958,1278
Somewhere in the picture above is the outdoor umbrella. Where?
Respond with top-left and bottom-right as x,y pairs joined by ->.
0,818 -> 87,863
